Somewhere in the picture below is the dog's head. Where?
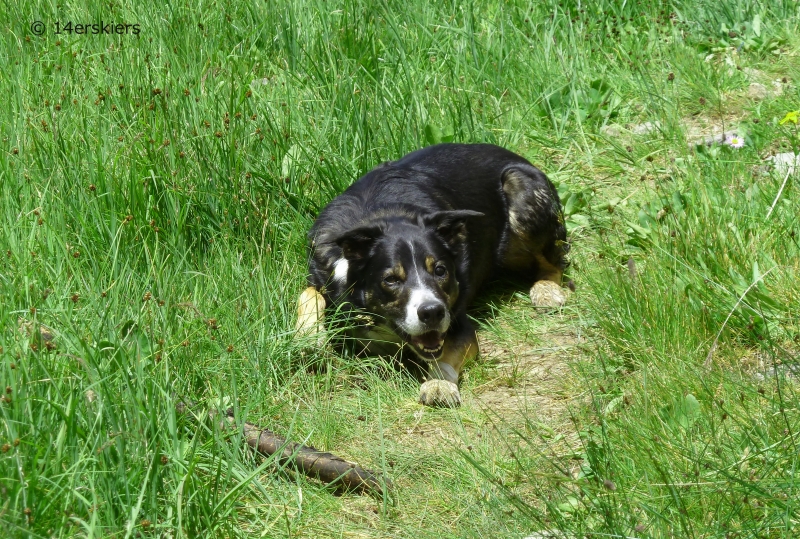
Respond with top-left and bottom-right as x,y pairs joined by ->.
330,210 -> 482,362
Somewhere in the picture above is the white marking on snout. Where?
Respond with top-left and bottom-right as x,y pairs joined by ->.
400,240 -> 451,336
332,258 -> 349,284
403,287 -> 450,335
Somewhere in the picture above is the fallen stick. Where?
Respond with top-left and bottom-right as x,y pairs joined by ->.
176,400 -> 391,498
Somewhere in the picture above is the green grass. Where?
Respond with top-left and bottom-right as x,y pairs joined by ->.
1,0 -> 800,537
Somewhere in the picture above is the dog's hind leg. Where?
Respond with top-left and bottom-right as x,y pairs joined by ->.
295,287 -> 326,346
418,318 -> 478,407
500,165 -> 570,309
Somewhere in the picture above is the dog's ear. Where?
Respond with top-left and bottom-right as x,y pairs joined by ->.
334,225 -> 383,261
423,210 -> 484,247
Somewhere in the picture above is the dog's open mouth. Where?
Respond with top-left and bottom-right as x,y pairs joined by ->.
406,330 -> 445,360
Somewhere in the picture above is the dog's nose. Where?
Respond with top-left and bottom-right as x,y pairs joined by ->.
418,302 -> 445,325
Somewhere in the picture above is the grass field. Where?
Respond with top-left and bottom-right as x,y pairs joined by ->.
2,0 -> 800,537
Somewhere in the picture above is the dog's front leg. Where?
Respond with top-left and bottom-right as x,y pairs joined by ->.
295,286 -> 326,347
418,320 -> 478,408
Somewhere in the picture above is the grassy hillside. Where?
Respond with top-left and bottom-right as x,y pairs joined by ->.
1,0 -> 799,537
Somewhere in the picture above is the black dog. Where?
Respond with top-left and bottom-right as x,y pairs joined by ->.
296,143 -> 569,406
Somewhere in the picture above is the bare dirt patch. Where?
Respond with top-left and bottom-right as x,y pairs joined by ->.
471,315 -> 586,428
374,301 -> 588,460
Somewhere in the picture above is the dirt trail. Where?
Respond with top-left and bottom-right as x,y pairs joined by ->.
471,320 -> 585,426
382,295 -> 588,454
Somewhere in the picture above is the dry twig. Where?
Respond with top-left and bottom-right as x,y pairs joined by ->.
176,400 -> 392,498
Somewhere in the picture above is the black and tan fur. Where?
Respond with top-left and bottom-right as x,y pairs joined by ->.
296,143 -> 569,406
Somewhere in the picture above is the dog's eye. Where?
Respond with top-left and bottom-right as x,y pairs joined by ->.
383,275 -> 400,286
434,265 -> 448,277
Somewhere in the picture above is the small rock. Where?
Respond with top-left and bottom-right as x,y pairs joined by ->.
747,82 -> 768,100
630,121 -> 660,136
752,363 -> 800,382
743,67 -> 763,79
17,318 -> 54,342
766,153 -> 800,176
249,77 -> 272,89
599,124 -> 623,137
688,130 -> 739,149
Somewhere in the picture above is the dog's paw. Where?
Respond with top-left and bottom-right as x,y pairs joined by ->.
296,331 -> 328,354
295,287 -> 327,349
418,379 -> 461,408
529,280 -> 568,309
295,323 -> 328,356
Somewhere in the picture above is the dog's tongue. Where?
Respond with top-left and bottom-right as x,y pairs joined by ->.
411,331 -> 443,350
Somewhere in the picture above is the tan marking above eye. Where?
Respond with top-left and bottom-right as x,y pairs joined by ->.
425,256 -> 436,274
393,262 -> 407,281
447,285 -> 459,308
